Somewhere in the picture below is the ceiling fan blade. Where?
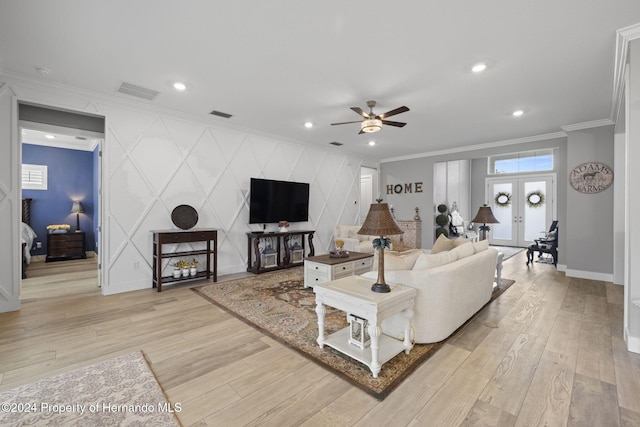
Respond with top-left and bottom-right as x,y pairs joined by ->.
358,128 -> 366,134
351,107 -> 370,118
380,120 -> 407,127
331,120 -> 364,126
377,106 -> 409,119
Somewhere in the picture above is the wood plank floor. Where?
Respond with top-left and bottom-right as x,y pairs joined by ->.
2,252 -> 640,426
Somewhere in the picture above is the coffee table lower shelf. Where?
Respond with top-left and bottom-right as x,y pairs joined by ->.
323,327 -> 410,371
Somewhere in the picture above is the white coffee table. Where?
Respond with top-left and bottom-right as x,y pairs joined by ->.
313,275 -> 417,378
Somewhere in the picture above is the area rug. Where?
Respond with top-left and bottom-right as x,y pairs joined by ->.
0,351 -> 180,427
193,269 -> 515,400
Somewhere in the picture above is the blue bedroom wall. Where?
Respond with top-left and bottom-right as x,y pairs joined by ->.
22,144 -> 95,257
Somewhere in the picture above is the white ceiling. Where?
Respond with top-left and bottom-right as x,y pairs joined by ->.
2,1 -> 640,160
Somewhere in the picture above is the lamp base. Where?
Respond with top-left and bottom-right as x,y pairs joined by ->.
371,282 -> 391,293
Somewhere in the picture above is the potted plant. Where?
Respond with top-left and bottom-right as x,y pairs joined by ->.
189,258 -> 198,277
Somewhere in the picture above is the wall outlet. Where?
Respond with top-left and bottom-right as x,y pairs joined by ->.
133,261 -> 139,270
36,241 -> 42,249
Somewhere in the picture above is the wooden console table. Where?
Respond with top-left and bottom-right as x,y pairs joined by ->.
247,230 -> 315,274
152,228 -> 217,292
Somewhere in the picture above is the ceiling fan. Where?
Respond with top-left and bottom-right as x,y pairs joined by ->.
331,100 -> 409,134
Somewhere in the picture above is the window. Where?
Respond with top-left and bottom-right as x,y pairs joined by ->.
22,164 -> 48,190
489,149 -> 553,174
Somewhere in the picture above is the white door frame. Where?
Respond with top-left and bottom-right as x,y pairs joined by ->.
486,173 -> 557,246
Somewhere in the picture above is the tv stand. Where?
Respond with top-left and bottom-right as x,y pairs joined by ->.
247,230 -> 315,274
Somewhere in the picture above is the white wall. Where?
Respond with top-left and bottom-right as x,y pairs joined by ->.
0,75 -> 373,309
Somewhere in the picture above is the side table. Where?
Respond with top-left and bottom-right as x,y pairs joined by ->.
313,275 -> 416,378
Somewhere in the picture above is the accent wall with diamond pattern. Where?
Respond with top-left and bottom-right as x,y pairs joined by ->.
0,77 -> 372,309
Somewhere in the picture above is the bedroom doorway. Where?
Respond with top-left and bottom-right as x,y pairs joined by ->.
360,167 -> 378,223
19,103 -> 105,298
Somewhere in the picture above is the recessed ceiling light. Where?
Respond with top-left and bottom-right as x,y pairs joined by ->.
512,110 -> 524,117
368,141 -> 376,146
44,134 -> 56,139
471,63 -> 487,73
173,82 -> 186,91
304,121 -> 313,128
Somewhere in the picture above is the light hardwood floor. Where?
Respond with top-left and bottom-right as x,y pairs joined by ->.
2,252 -> 640,426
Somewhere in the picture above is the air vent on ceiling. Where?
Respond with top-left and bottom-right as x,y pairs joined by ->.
210,110 -> 233,119
329,141 -> 343,146
75,136 -> 87,140
117,82 -> 160,101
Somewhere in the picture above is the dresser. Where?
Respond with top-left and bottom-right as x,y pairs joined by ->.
304,252 -> 373,288
389,220 -> 422,250
46,232 -> 86,262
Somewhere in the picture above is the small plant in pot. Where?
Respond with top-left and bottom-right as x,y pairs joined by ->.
189,258 -> 199,277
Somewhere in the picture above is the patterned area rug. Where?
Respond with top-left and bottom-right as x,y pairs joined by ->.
0,351 -> 180,427
193,268 -> 515,400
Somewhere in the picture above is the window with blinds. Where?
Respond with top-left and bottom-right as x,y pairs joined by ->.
22,164 -> 48,190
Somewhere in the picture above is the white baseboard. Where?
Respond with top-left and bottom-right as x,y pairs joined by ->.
565,269 -> 613,282
625,327 -> 640,354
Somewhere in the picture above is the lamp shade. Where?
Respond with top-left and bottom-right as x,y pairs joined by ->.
471,204 -> 499,224
358,202 -> 403,236
360,118 -> 382,133
71,200 -> 84,214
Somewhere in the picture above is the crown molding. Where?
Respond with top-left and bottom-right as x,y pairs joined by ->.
561,118 -> 615,132
611,23 -> 640,125
380,131 -> 566,163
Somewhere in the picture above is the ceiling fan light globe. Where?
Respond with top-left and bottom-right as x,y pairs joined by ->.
361,118 -> 382,133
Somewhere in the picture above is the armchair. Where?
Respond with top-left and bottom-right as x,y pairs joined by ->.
526,221 -> 558,267
333,225 -> 376,253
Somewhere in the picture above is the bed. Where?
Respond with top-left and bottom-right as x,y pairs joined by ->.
21,198 -> 37,279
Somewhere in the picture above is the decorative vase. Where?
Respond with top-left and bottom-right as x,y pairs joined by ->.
182,268 -> 190,278
173,269 -> 181,279
190,267 -> 197,277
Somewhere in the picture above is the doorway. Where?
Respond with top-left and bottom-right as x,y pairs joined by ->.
19,103 -> 105,298
486,174 -> 556,247
360,167 -> 378,223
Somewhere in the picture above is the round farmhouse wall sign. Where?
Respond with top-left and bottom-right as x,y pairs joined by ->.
569,162 -> 613,194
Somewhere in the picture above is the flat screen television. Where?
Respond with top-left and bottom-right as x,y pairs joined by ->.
249,178 -> 310,224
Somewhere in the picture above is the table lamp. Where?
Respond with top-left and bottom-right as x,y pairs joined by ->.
71,200 -> 84,232
471,204 -> 499,240
358,200 -> 404,293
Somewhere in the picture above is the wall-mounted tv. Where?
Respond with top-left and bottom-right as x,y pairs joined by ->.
249,178 -> 310,224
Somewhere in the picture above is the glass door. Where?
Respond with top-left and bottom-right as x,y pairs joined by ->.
487,174 -> 555,247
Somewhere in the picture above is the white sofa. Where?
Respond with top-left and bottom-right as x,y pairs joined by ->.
361,239 -> 498,344
333,225 -> 376,253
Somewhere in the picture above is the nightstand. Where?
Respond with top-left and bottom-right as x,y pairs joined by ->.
46,232 -> 86,262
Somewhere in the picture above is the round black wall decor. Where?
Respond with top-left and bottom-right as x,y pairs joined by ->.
569,162 -> 613,194
171,205 -> 198,229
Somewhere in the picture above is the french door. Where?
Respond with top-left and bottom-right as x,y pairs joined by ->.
486,174 -> 555,247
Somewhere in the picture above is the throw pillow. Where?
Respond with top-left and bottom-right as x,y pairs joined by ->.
473,239 -> 489,253
412,250 -> 458,270
453,237 -> 471,247
451,241 -> 475,260
431,234 -> 455,254
372,249 -> 422,271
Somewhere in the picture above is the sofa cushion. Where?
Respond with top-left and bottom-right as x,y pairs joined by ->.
373,249 -> 422,271
431,234 -> 455,254
450,241 -> 475,260
473,239 -> 489,253
412,250 -> 458,270
453,237 -> 471,247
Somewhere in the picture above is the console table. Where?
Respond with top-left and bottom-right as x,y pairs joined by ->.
304,252 -> 373,288
152,228 -> 217,292
246,230 -> 314,274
